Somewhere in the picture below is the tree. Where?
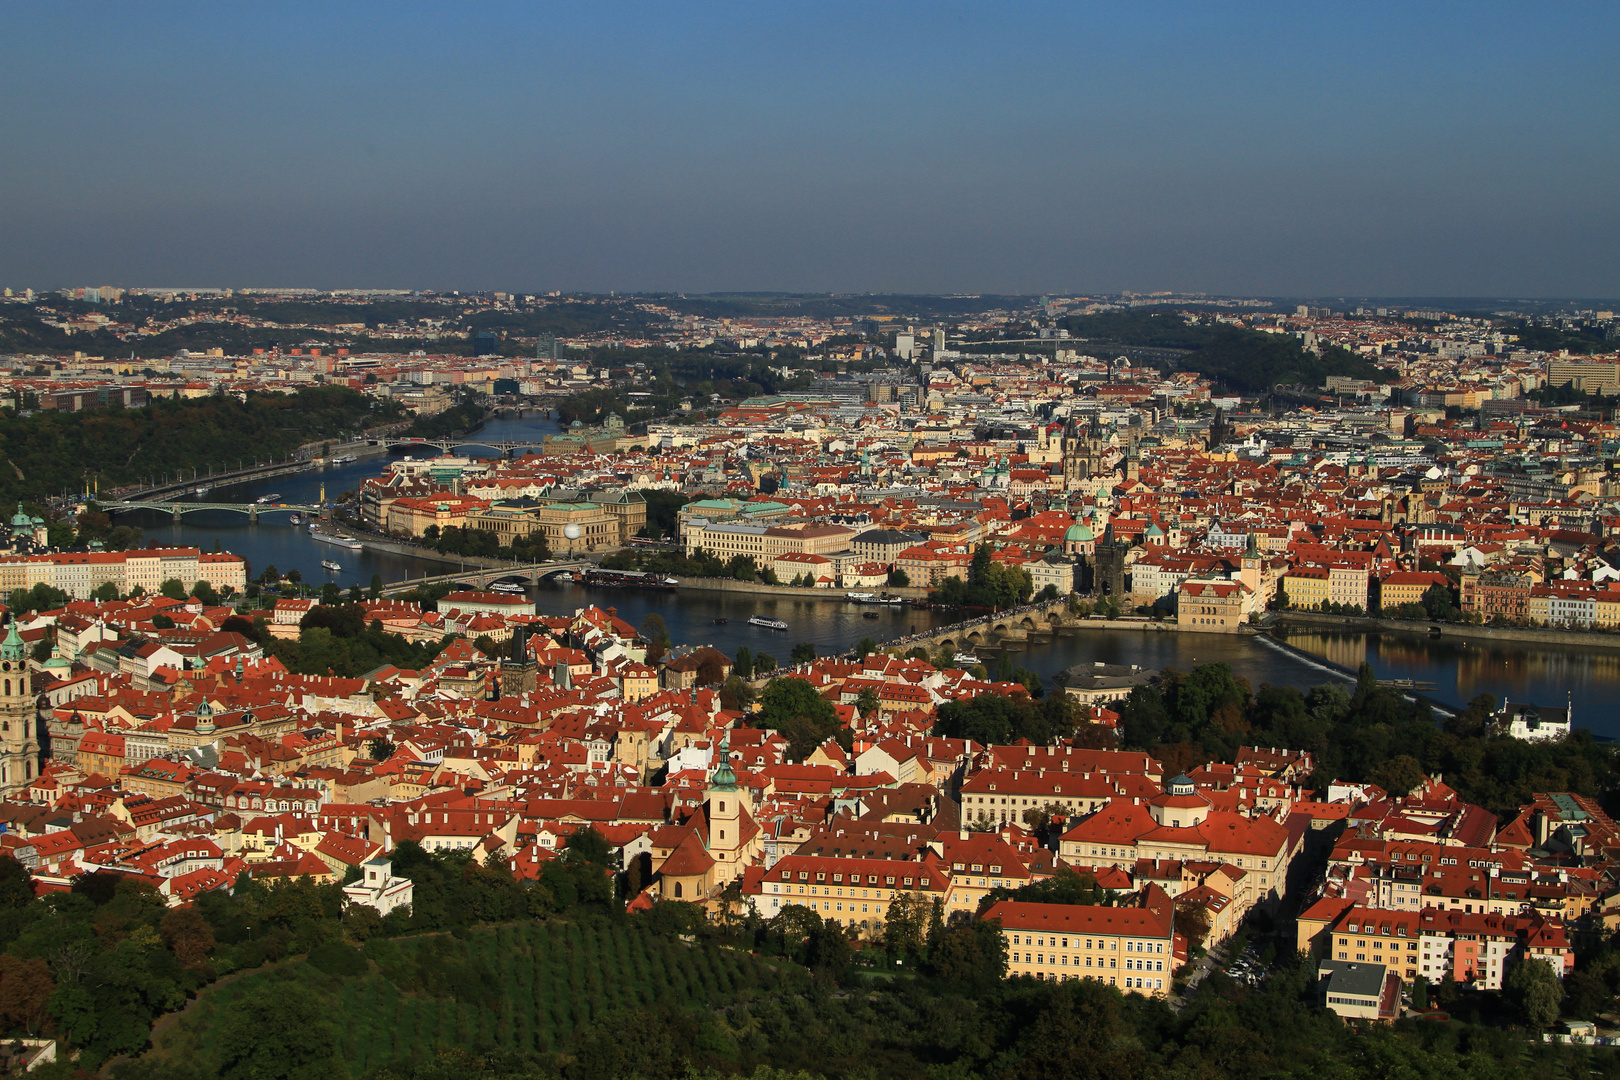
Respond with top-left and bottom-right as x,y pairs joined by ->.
887,568 -> 910,588
754,652 -> 776,674
215,982 -> 345,1080
1506,958 -> 1563,1029
1174,898 -> 1213,953
564,824 -> 614,869
791,642 -> 817,664
159,906 -> 215,968
882,892 -> 931,956
854,635 -> 878,659
1369,754 -> 1426,798
151,613 -> 175,629
191,579 -> 219,606
368,573 -> 383,600
733,646 -> 754,679
640,612 -> 670,664
0,955 -> 53,1035
855,687 -> 881,718
756,676 -> 840,761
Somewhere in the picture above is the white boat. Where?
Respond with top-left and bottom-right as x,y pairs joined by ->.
331,454 -> 357,464
194,486 -> 210,496
255,493 -> 282,505
489,582 -> 526,594
321,559 -> 341,572
748,616 -> 789,631
289,513 -> 301,525
310,531 -> 364,550
953,651 -> 982,666
846,591 -> 876,602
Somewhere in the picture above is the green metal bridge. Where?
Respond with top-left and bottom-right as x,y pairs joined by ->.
101,501 -> 324,521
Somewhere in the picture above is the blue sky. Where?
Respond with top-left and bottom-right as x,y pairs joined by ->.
1,2 -> 1615,296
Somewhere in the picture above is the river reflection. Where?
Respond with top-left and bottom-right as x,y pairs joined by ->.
1275,628 -> 1619,735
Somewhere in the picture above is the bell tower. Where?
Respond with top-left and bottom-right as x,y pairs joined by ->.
0,623 -> 39,798
706,734 -> 750,868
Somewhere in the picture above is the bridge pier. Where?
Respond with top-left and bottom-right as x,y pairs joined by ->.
171,505 -> 182,521
247,507 -> 257,523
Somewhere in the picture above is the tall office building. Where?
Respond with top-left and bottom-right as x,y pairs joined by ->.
537,332 -> 558,360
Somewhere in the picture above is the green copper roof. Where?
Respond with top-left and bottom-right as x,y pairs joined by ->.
0,622 -> 25,662
709,734 -> 738,792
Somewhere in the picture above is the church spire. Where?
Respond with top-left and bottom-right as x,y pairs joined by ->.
709,732 -> 738,791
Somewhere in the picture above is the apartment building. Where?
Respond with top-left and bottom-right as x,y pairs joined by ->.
986,884 -> 1176,996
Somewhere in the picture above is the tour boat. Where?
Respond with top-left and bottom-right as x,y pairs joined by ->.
331,454 -> 357,464
748,616 -> 789,631
289,513 -> 302,525
310,531 -> 364,551
321,559 -> 342,572
580,568 -> 679,590
846,591 -> 876,602
489,582 -> 527,594
255,493 -> 282,504
953,651 -> 982,666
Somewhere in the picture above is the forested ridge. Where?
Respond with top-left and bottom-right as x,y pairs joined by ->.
0,386 -> 400,505
1058,311 -> 1385,393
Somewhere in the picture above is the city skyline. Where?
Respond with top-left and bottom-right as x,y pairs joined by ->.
1,2 -> 1616,297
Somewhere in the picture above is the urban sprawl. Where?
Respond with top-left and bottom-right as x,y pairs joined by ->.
0,286 -> 1618,1068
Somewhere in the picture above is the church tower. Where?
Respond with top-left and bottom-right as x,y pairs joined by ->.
706,734 -> 751,870
0,623 -> 39,798
1062,414 -> 1111,490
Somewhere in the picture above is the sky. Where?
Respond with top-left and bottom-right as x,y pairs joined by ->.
1,2 -> 1616,298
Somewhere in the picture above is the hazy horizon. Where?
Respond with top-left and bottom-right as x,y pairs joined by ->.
3,3 -> 1616,298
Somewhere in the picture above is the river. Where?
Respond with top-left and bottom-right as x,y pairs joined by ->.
111,413 -> 1620,738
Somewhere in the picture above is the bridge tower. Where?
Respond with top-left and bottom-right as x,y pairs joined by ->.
0,623 -> 39,799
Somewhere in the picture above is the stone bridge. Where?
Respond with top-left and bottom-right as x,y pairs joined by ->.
377,560 -> 593,596
884,597 -> 1076,655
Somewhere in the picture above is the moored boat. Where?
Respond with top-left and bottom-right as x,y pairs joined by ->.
310,531 -> 364,550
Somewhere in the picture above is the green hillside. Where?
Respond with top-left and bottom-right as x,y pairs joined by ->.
131,917 -> 799,1079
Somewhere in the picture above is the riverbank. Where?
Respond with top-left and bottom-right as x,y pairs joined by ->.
358,536 -> 522,574
1273,611 -> 1620,651
670,576 -> 931,600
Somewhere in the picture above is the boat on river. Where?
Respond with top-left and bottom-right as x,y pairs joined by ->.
311,531 -> 364,550
489,582 -> 527,594
580,568 -> 678,590
289,513 -> 301,525
321,559 -> 341,572
748,616 -> 789,631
